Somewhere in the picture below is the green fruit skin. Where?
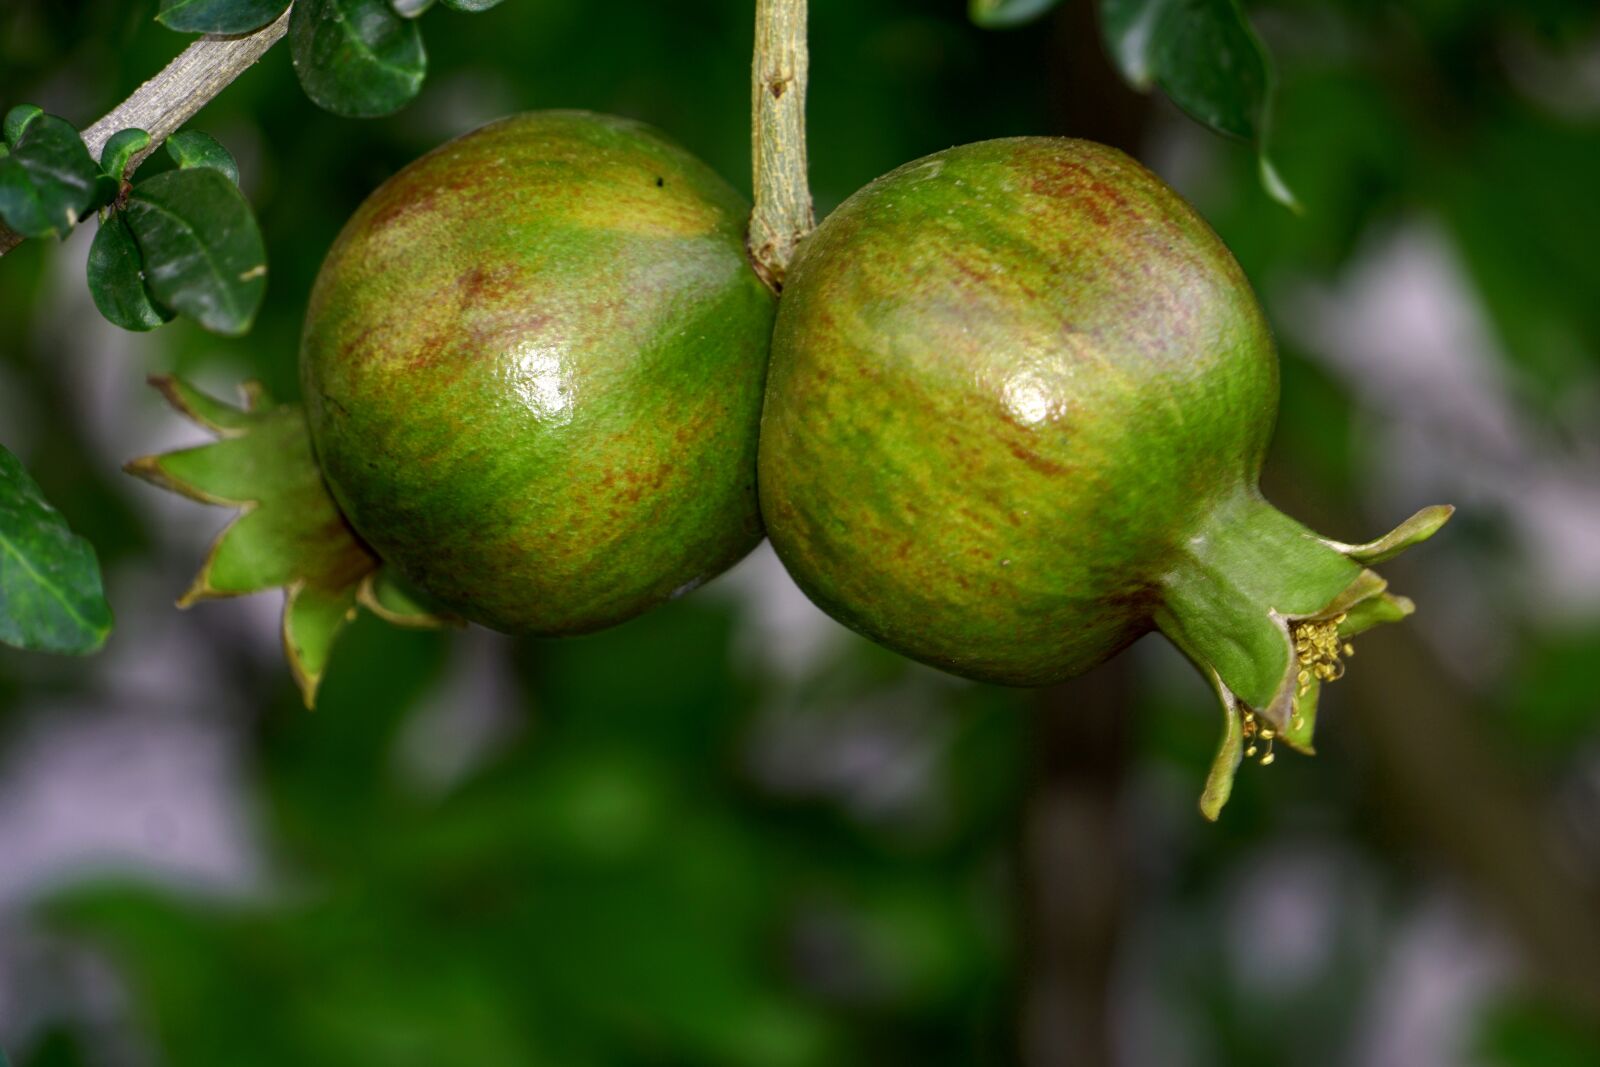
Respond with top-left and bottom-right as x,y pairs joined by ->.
759,137 -> 1277,686
302,111 -> 775,634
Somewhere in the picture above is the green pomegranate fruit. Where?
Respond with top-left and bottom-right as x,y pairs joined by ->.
758,137 -> 1450,817
301,110 -> 775,635
129,111 -> 776,705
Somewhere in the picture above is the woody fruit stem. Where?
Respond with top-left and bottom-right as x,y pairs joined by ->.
748,0 -> 815,292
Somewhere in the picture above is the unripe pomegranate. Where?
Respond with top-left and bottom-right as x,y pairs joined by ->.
130,111 -> 777,704
758,138 -> 1449,817
302,110 -> 775,634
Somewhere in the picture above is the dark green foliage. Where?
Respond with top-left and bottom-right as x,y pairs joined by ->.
87,212 -> 174,331
1101,0 -> 1295,206
156,0 -> 291,35
99,127 -> 151,179
0,445 -> 112,654
3,103 -> 42,145
87,128 -> 263,337
123,166 -> 267,336
290,0 -> 427,117
165,129 -> 240,184
0,109 -> 104,239
0,111 -> 266,340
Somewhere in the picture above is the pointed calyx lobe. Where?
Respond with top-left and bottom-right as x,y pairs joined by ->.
1155,495 -> 1452,819
126,377 -> 451,706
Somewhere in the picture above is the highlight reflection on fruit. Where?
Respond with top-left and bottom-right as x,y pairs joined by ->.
758,137 -> 1451,817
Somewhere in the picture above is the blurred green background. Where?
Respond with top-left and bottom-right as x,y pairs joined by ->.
3,1 -> 1599,1064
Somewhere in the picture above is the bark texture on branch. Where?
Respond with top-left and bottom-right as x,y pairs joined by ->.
748,0 -> 814,292
0,9 -> 290,258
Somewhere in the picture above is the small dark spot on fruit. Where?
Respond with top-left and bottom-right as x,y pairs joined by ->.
655,176 -> 665,188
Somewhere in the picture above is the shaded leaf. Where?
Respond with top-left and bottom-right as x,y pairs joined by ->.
0,111 -> 103,239
88,213 -> 175,332
290,0 -> 427,118
1100,0 -> 1298,208
1103,0 -> 1171,92
125,378 -> 452,705
166,129 -> 240,185
1148,0 -> 1266,139
3,104 -> 42,146
100,127 -> 152,180
156,0 -> 291,35
0,445 -> 112,655
123,166 -> 266,336
969,0 -> 1062,29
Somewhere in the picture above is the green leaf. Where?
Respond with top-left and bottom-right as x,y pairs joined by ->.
88,213 -> 176,332
123,167 -> 267,336
101,127 -> 152,180
290,0 -> 427,118
3,104 -> 42,146
1102,0 -> 1168,91
1148,0 -> 1265,140
0,445 -> 113,655
165,129 -> 240,185
0,112 -> 103,239
1100,0 -> 1298,209
156,0 -> 291,35
126,378 -> 453,705
969,0 -> 1062,29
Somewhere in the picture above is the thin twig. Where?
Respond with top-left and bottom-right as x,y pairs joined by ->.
0,9 -> 291,258
748,0 -> 814,292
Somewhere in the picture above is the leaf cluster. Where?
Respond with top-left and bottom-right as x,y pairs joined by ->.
0,110 -> 268,338
159,0 -> 503,118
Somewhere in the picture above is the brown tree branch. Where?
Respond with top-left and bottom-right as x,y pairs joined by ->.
0,9 -> 290,258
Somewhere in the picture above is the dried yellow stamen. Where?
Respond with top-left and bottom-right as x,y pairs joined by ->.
1240,709 -> 1275,767
1292,613 -> 1349,695
1237,614 -> 1355,775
